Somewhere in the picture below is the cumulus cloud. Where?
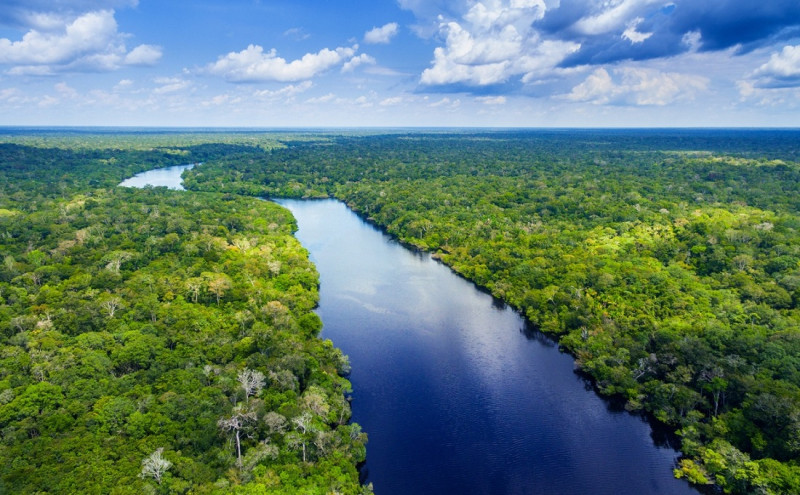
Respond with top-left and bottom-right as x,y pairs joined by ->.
419,0 -> 579,87
205,44 -> 358,82
0,9 -> 161,74
566,67 -> 708,105
125,44 -> 162,66
0,0 -> 138,28
408,0 -> 800,87
342,53 -> 376,72
565,68 -> 616,104
364,23 -> 399,44
750,45 -> 800,88
114,79 -> 133,90
0,10 -> 118,65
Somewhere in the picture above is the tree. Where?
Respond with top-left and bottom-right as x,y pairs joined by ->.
263,411 -> 287,436
103,251 -> 133,275
288,411 -> 315,462
205,273 -> 231,305
186,277 -> 203,303
139,447 -> 172,485
237,368 -> 265,403
100,295 -> 123,318
218,404 -> 258,467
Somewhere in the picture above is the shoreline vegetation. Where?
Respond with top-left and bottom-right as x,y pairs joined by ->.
181,129 -> 800,495
0,138 -> 369,494
1,128 -> 799,494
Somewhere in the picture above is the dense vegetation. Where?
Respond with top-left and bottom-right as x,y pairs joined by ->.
183,130 -> 800,494
0,139 -> 368,494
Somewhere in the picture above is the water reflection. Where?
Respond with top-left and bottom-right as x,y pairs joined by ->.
277,198 -> 698,495
118,163 -> 195,190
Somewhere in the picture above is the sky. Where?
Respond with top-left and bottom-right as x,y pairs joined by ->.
0,0 -> 799,127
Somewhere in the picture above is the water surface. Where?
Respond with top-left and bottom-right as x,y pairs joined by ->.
118,165 -> 696,494
118,163 -> 195,190
277,199 -> 697,495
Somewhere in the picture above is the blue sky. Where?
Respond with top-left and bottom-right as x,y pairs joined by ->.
1,0 -> 799,127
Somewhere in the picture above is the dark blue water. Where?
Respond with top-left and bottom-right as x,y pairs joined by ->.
119,165 -> 696,494
277,199 -> 697,495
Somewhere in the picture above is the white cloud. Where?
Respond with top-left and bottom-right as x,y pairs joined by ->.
419,0 -> 579,87
681,30 -> 702,52
283,27 -> 310,41
0,1 -> 139,28
566,68 -> 616,104
55,82 -> 78,98
38,95 -> 59,107
380,96 -> 404,106
476,95 -> 507,104
566,66 -> 708,105
205,44 -> 358,82
428,96 -> 461,108
738,45 -> 800,103
364,23 -> 399,44
572,0 -> 662,36
0,10 -> 118,65
153,77 -> 191,94
0,88 -> 17,100
753,45 -> 800,83
114,79 -> 133,90
622,17 -> 653,44
125,44 -> 162,66
342,54 -> 376,72
306,93 -> 336,104
7,65 -> 55,76
201,93 -> 243,107
354,95 -> 374,107
736,79 -> 800,107
0,10 -> 161,74
621,67 -> 707,105
254,81 -> 313,99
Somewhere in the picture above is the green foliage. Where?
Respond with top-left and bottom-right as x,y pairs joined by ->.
0,138 -> 366,494
184,130 -> 800,494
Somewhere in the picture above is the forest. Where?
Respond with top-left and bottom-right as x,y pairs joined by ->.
181,129 -> 800,495
2,128 -> 800,494
0,135 -> 369,494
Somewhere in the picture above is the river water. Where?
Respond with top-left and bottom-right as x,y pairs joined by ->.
118,163 -> 195,190
277,199 -> 697,495
122,166 -> 697,494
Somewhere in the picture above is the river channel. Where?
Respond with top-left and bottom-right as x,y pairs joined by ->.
277,198 -> 697,495
119,163 -> 195,190
123,166 -> 697,495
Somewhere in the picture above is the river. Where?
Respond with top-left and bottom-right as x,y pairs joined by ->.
118,163 -> 195,190
122,166 -> 697,495
277,198 -> 697,495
